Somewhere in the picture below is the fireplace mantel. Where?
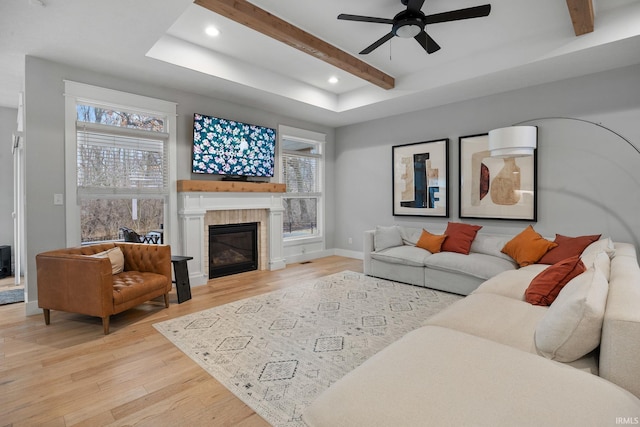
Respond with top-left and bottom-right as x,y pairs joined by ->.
177,179 -> 286,193
177,182 -> 286,286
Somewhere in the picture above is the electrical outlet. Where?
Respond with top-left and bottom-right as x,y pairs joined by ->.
348,237 -> 353,245
53,193 -> 64,205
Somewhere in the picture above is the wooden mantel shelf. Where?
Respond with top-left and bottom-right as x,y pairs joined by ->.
177,180 -> 286,193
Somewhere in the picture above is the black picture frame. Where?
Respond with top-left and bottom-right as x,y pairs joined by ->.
459,133 -> 537,220
392,139 -> 449,217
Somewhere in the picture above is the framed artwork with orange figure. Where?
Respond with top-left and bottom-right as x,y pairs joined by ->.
459,133 -> 537,220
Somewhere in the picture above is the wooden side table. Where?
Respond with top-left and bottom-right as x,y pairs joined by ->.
171,256 -> 193,303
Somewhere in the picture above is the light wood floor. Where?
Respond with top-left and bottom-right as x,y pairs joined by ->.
0,256 -> 362,427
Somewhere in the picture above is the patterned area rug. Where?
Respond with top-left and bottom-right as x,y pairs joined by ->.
153,271 -> 462,426
0,288 -> 24,305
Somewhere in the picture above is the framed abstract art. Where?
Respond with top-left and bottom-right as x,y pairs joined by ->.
459,133 -> 537,220
392,139 -> 449,217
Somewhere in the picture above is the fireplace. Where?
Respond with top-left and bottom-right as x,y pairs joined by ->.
209,222 -> 258,278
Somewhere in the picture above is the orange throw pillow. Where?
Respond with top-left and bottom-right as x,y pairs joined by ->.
538,234 -> 601,265
440,222 -> 482,255
525,255 -> 587,306
501,225 -> 558,267
416,229 -> 447,253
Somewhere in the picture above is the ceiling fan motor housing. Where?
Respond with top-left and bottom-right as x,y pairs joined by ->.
393,10 -> 425,38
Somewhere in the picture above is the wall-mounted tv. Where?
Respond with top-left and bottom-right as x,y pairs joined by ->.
192,113 -> 276,178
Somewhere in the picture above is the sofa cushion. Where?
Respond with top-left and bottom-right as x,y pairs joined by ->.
424,252 -> 517,280
425,293 -> 547,353
581,238 -> 615,279
473,265 -> 548,300
374,225 -> 403,251
441,222 -> 482,255
501,225 -> 558,267
89,247 -> 124,275
469,234 -> 515,262
525,255 -> 587,306
535,255 -> 609,362
112,271 -> 169,305
370,245 -> 431,267
302,326 -> 640,427
538,233 -> 601,265
416,229 -> 447,253
398,226 -> 423,246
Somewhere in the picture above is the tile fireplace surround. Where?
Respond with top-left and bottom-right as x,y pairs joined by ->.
177,180 -> 286,286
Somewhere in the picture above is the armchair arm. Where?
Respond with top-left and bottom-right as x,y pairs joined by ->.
36,252 -> 114,317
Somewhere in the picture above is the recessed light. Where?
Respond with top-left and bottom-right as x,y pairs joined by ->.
328,76 -> 339,84
205,26 -> 220,37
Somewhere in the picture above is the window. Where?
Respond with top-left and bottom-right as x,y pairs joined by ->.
75,105 -> 168,243
281,128 -> 324,240
65,81 -> 176,245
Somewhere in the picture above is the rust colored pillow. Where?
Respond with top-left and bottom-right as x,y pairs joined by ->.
416,229 -> 447,253
525,255 -> 587,306
538,234 -> 602,265
501,225 -> 558,267
440,222 -> 482,255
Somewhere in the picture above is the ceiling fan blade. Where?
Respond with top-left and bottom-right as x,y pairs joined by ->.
406,0 -> 426,14
360,32 -> 395,54
338,14 -> 394,25
415,31 -> 441,54
425,4 -> 491,25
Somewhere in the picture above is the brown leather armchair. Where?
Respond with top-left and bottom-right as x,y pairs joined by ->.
36,242 -> 172,334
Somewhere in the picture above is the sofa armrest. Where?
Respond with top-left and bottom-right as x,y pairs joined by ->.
363,230 -> 375,275
36,252 -> 114,317
600,243 -> 640,398
115,243 -> 172,285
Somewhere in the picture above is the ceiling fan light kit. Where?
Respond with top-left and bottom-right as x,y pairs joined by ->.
338,0 -> 491,55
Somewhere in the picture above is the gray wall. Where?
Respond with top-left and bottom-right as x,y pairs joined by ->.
335,64 -> 640,252
23,56 -> 335,312
0,107 -> 17,262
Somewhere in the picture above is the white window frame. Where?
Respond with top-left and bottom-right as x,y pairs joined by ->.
64,81 -> 177,247
279,125 -> 325,245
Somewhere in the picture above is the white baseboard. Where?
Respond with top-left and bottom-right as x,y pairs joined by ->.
285,249 -> 334,264
25,300 -> 42,316
334,248 -> 364,260
285,248 -> 363,264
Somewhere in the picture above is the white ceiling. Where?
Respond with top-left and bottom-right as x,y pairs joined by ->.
1,0 -> 640,127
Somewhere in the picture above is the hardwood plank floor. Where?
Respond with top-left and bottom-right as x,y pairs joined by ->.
0,256 -> 362,426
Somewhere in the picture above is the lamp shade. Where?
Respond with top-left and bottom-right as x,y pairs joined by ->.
488,126 -> 537,158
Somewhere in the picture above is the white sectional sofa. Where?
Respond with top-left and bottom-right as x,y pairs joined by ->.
364,226 -> 518,295
304,239 -> 640,426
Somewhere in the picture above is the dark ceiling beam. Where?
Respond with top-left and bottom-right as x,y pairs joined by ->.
566,0 -> 595,36
194,0 -> 395,90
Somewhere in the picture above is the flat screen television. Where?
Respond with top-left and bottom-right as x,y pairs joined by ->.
192,113 -> 276,178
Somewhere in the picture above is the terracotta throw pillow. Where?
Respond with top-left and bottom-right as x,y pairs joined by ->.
501,225 -> 558,267
416,229 -> 447,253
525,255 -> 587,306
440,222 -> 482,255
538,234 -> 601,265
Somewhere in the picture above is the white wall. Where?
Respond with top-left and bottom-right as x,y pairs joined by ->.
334,64 -> 640,253
0,107 -> 17,268
23,56 -> 335,314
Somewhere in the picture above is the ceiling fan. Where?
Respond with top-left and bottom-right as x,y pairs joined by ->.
338,0 -> 491,55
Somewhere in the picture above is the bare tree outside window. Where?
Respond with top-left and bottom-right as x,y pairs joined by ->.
76,105 -> 167,243
282,139 -> 321,239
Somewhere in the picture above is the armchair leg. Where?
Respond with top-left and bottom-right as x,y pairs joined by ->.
164,293 -> 170,308
102,316 -> 110,335
43,309 -> 50,325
